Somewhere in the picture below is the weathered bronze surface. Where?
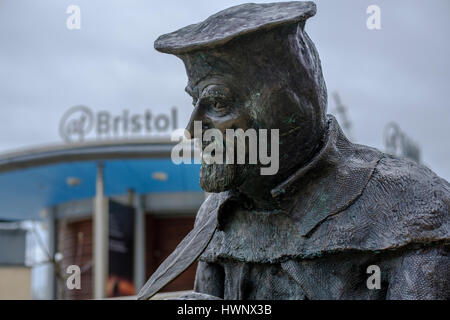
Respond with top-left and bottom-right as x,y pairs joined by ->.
138,1 -> 449,300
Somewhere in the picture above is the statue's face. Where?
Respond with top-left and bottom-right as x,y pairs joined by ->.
184,72 -> 253,193
183,66 -> 321,194
181,28 -> 326,194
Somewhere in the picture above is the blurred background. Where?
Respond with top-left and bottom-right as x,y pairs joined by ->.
0,0 -> 448,299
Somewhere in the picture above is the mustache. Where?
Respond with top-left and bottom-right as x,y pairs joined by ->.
197,137 -> 231,164
196,136 -> 226,150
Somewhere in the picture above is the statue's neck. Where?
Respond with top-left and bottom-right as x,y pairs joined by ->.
235,119 -> 332,211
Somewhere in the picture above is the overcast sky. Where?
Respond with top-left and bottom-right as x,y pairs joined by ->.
0,0 -> 449,180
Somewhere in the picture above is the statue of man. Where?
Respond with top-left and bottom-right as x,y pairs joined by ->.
138,1 -> 449,300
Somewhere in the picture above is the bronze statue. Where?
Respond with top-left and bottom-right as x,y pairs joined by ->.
138,1 -> 449,300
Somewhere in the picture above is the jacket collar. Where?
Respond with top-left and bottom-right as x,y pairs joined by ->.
273,115 -> 382,236
217,115 -> 383,237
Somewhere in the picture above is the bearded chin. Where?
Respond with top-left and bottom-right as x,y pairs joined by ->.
199,162 -> 236,193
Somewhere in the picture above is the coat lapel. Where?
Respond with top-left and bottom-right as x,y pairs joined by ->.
137,192 -> 231,300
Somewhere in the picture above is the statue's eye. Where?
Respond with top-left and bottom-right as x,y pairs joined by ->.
198,95 -> 230,114
212,100 -> 227,113
214,101 -> 224,110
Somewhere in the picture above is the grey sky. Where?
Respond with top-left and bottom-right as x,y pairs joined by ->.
0,0 -> 449,180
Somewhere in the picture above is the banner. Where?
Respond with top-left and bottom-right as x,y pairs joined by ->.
107,200 -> 135,297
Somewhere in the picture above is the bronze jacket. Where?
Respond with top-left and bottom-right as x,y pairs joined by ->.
138,116 -> 449,300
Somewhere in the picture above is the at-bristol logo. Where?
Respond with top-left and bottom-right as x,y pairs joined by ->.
59,105 -> 178,143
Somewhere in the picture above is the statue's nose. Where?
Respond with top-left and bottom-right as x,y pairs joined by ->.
185,104 -> 204,138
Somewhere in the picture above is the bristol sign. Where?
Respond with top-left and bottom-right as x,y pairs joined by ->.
59,105 -> 178,143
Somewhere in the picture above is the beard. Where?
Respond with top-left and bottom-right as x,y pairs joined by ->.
199,162 -> 236,193
198,137 -> 239,193
197,135 -> 260,193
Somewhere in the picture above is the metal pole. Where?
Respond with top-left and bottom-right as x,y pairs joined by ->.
133,194 -> 146,292
41,207 -> 56,299
93,162 -> 108,299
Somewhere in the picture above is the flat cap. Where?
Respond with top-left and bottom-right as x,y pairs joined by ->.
154,1 -> 317,55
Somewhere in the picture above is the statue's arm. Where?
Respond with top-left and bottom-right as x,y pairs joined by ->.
386,247 -> 449,300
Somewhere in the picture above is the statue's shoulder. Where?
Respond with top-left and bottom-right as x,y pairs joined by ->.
346,153 -> 449,247
305,153 -> 449,254
368,153 -> 450,210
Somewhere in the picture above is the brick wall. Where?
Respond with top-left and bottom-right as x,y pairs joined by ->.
57,219 -> 93,300
145,215 -> 197,292
57,214 -> 196,299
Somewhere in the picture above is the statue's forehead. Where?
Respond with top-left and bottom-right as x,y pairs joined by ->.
183,51 -> 235,77
180,35 -> 295,98
182,53 -> 244,96
185,74 -> 233,96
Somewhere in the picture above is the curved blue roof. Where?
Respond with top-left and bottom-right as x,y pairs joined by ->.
0,140 -> 201,221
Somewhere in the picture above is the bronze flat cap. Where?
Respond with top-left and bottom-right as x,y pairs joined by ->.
154,1 -> 316,54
